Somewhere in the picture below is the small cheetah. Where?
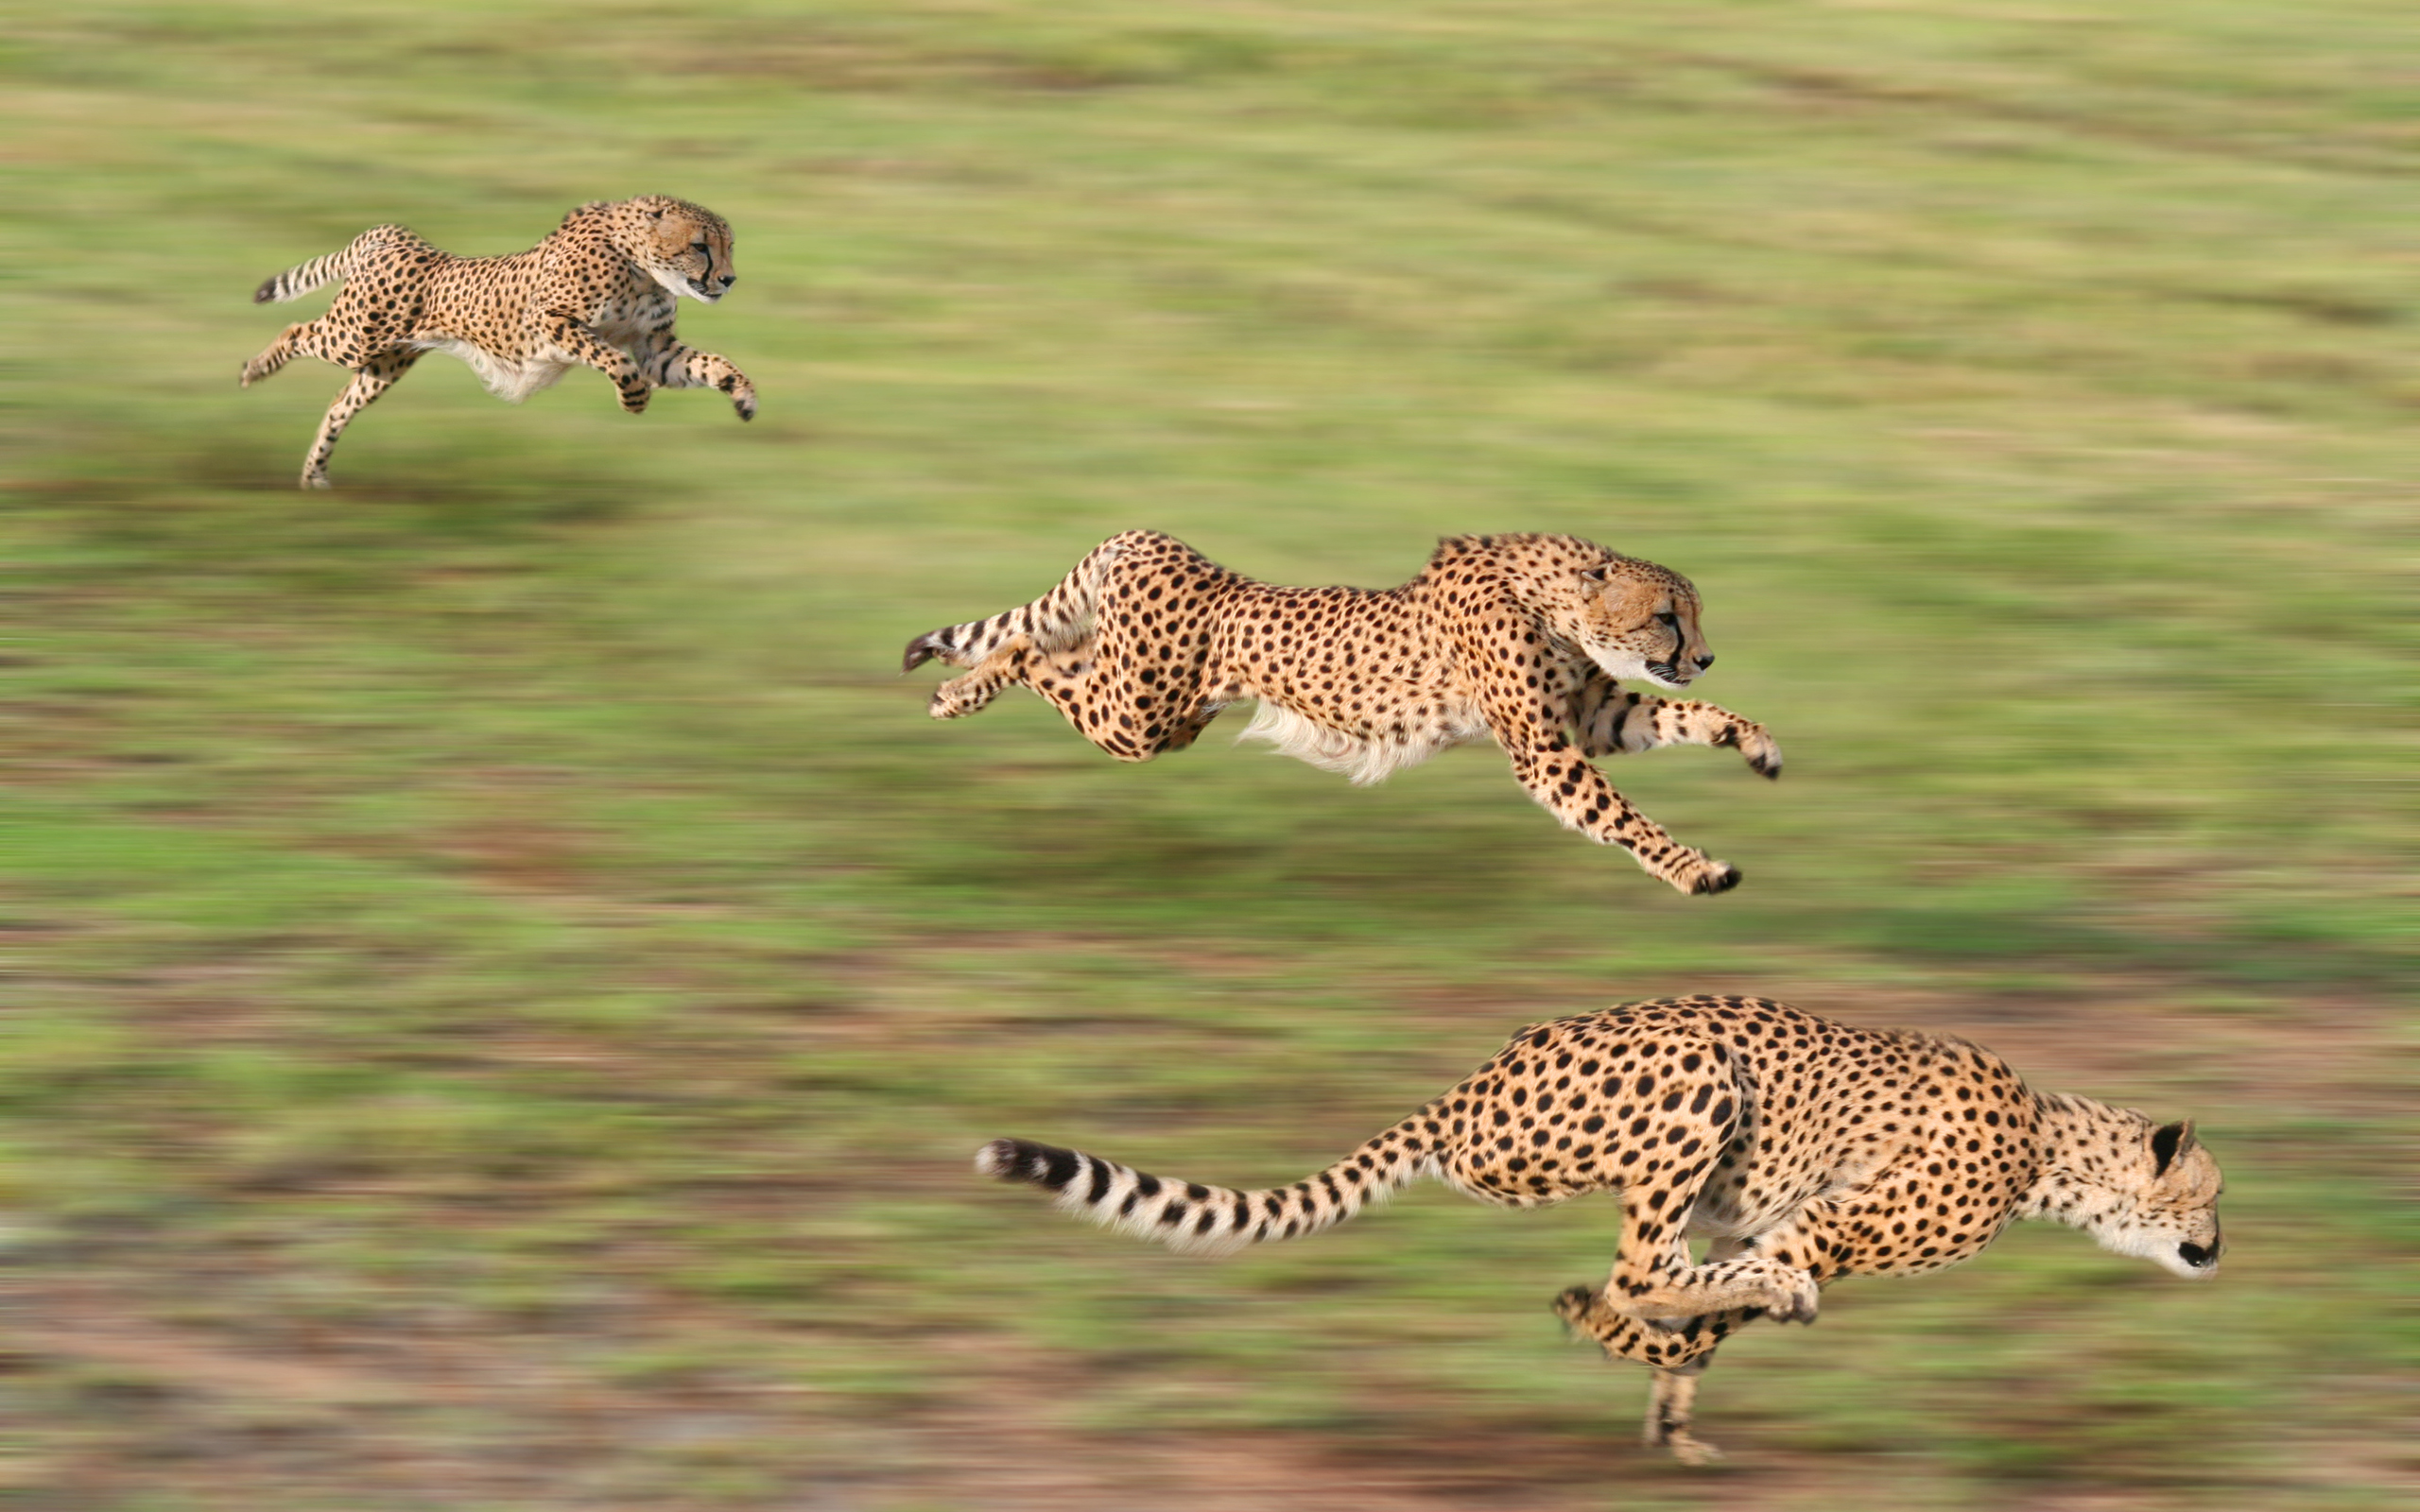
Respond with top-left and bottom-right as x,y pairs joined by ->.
241,196 -> 754,488
978,995 -> 2224,1464
905,530 -> 1780,896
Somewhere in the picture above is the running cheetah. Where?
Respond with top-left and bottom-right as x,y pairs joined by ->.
978,995 -> 2224,1464
241,196 -> 754,488
904,531 -> 1779,896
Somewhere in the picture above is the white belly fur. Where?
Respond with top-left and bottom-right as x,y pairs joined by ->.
1236,700 -> 1490,787
417,337 -> 575,404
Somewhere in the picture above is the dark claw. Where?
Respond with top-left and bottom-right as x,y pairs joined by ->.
1692,866 -> 1743,896
1754,757 -> 1781,781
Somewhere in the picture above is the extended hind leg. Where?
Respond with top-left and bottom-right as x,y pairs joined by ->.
1574,1042 -> 1819,1324
902,531 -> 1214,673
927,633 -> 1089,721
298,349 -> 423,489
242,318 -> 353,387
930,634 -> 1214,764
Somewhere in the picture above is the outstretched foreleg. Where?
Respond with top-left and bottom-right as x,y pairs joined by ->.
1574,673 -> 1781,779
1496,724 -> 1742,896
1474,636 -> 1748,895
631,331 -> 756,421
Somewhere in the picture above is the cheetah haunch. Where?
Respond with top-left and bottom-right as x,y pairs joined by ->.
978,996 -> 2223,1465
241,196 -> 754,488
905,530 -> 1779,896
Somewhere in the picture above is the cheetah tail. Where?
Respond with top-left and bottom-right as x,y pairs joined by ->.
251,225 -> 420,304
900,531 -> 1151,673
975,1117 -> 1437,1258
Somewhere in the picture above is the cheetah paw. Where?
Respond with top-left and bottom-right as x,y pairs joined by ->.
1665,1431 -> 1724,1468
928,675 -> 1003,721
1711,722 -> 1782,780
1679,860 -> 1742,897
1551,1283 -> 1600,1332
721,375 -> 757,421
1762,1273 -> 1821,1325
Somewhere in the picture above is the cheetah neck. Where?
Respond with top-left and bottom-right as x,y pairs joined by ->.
2015,1092 -> 2152,1231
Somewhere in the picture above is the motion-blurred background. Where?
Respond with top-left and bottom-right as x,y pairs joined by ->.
7,3 -> 2413,1508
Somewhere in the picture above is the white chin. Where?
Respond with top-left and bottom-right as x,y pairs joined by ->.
1592,651 -> 1685,692
648,268 -> 705,301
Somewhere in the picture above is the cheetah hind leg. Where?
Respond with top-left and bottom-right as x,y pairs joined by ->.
242,318 -> 351,388
928,639 -> 1030,720
1646,1361 -> 1721,1467
926,636 -> 1100,724
1553,1285 -> 1738,1467
296,349 -> 423,490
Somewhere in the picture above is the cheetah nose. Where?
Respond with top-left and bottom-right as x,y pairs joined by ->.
2177,1241 -> 2215,1269
1696,652 -> 1716,669
719,274 -> 737,287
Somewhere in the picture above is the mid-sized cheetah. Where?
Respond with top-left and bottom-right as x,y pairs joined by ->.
241,196 -> 754,488
978,995 -> 2224,1464
905,530 -> 1780,896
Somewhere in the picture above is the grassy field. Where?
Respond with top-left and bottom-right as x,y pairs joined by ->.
7,2 -> 2415,1508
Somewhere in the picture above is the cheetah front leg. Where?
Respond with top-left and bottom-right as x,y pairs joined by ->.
1475,643 -> 1744,895
542,312 -> 653,416
1496,723 -> 1742,896
631,331 -> 756,421
293,349 -> 424,490
1575,674 -> 1782,780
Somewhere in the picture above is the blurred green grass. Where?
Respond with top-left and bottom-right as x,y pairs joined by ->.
6,2 -> 2415,1508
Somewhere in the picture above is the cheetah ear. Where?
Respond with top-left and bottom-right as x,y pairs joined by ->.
2149,1120 -> 2197,1177
1578,565 -> 1610,584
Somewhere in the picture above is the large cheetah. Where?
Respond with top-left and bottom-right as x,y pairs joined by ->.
978,995 -> 2224,1464
241,196 -> 754,488
904,531 -> 1780,896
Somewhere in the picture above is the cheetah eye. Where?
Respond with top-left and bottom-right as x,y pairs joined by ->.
1654,611 -> 1679,627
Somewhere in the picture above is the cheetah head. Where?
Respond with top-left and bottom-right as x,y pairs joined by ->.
618,196 -> 739,304
1557,558 -> 1716,693
2089,1120 -> 2226,1280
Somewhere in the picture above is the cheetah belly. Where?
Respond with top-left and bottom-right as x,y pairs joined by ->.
1236,698 -> 1492,787
418,337 -> 572,404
